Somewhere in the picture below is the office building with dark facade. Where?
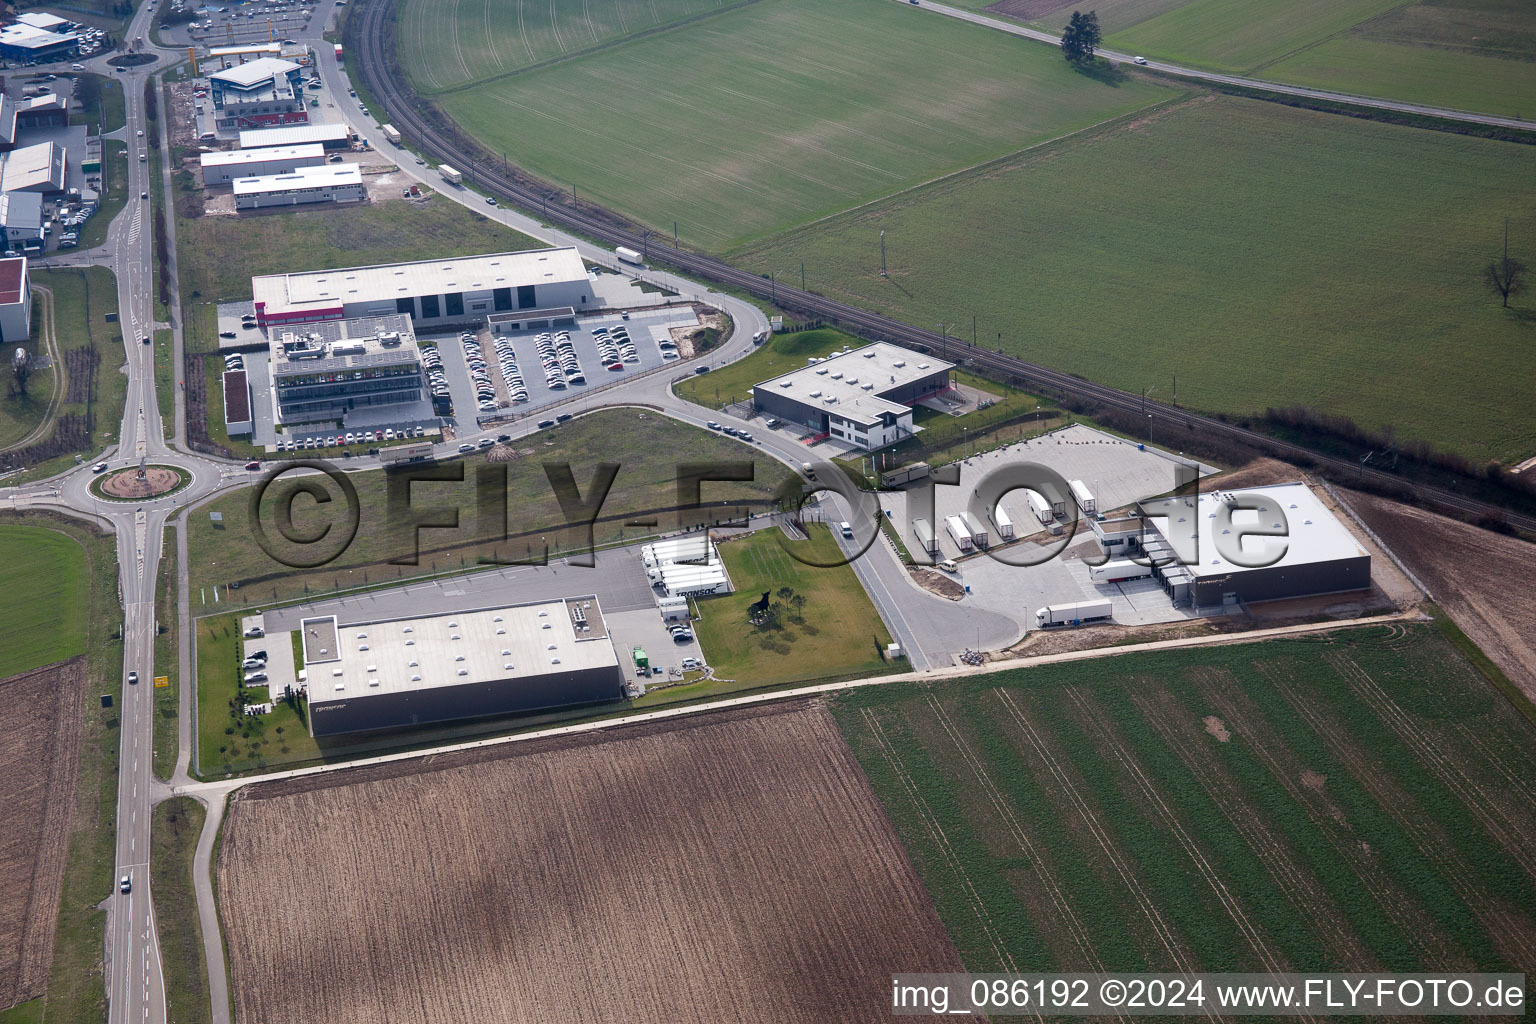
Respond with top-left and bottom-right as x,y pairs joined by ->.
270,314 -> 422,426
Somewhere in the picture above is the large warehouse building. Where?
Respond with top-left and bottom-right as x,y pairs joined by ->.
300,597 -> 625,736
233,164 -> 364,209
239,122 -> 351,150
752,342 -> 952,450
251,247 -> 594,329
200,143 -> 325,185
1134,483 -> 1370,608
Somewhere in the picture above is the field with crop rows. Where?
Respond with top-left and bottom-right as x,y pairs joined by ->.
217,703 -> 963,1023
734,96 -> 1536,464
436,0 -> 1172,248
834,623 -> 1536,975
398,0 -> 758,93
0,658 -> 87,1011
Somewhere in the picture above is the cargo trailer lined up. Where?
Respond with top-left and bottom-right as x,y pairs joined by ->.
945,514 -> 974,552
1070,479 -> 1097,514
1034,599 -> 1113,627
911,517 -> 939,556
1089,559 -> 1153,584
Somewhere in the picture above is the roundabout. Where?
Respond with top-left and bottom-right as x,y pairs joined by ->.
90,463 -> 189,502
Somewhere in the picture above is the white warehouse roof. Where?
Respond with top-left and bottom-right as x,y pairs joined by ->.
1140,483 -> 1367,579
239,122 -> 349,148
15,12 -> 69,30
300,598 -> 618,700
208,56 -> 298,88
0,141 -> 64,193
201,143 -> 324,169
232,163 -> 361,196
251,247 -> 589,318
755,341 -> 953,426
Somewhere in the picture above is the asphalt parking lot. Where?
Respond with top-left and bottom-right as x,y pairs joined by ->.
426,309 -> 697,426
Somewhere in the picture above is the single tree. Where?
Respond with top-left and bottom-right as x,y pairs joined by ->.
1486,219 -> 1527,308
9,348 -> 28,398
1060,11 -> 1101,65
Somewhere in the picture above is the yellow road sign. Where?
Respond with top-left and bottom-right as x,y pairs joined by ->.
154,676 -> 170,688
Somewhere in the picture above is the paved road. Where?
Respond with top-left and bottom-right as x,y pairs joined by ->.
907,0 -> 1536,131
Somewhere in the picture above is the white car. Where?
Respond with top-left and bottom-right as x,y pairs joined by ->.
681,657 -> 702,670
136,129 -> 144,137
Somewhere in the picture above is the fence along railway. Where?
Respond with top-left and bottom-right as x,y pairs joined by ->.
350,3 -> 1536,536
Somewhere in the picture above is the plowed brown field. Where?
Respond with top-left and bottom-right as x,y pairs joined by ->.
1346,491 -> 1536,702
217,702 -> 963,1024
0,657 -> 87,1010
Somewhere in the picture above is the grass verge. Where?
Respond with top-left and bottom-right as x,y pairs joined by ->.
153,524 -> 179,780
150,798 -> 210,1024
685,523 -> 893,692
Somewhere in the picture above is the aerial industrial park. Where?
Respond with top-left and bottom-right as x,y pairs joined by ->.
0,0 -> 1533,1022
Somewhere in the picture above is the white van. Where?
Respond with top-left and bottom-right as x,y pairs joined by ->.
937,559 -> 959,573
839,521 -> 853,538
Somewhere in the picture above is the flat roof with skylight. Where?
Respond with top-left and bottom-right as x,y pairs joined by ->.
754,341 -> 953,427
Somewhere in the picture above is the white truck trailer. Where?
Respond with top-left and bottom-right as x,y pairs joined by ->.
380,124 -> 402,145
945,514 -> 974,552
911,518 -> 939,556
961,510 -> 988,548
1089,559 -> 1153,584
993,504 -> 1015,540
615,245 -> 644,266
1034,599 -> 1114,628
438,164 -> 463,184
1070,479 -> 1097,514
1029,489 -> 1054,523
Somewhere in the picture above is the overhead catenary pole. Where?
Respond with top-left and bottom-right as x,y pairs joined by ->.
880,230 -> 887,277
800,262 -> 805,292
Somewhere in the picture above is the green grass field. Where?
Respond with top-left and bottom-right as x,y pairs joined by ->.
733,96 -> 1536,464
0,514 -> 122,1024
689,524 -> 892,689
184,409 -> 790,606
0,524 -> 90,678
149,799 -> 210,1024
398,0 -> 759,93
1106,0 -> 1406,72
436,0 -> 1173,248
1264,0 -> 1536,118
153,526 -> 179,780
835,622 -> 1536,974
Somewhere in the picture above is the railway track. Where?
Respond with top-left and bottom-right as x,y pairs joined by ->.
350,3 -> 1536,535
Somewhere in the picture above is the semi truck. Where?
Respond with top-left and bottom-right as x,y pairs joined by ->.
1028,489 -> 1054,523
961,510 -> 988,548
945,514 -> 974,552
1070,479 -> 1097,514
615,245 -> 644,266
334,43 -> 343,61
1034,599 -> 1113,628
1089,559 -> 1153,584
380,124 -> 401,145
911,518 -> 938,556
993,504 -> 1015,540
438,164 -> 463,185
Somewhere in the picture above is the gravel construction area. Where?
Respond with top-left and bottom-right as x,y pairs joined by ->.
217,701 -> 964,1024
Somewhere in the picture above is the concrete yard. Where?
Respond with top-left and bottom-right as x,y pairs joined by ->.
878,425 -> 1220,635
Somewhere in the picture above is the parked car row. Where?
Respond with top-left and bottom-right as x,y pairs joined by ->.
531,330 -> 586,391
460,333 -> 503,413
420,344 -> 451,405
591,324 -> 639,373
490,334 -> 531,405
274,425 -> 426,451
